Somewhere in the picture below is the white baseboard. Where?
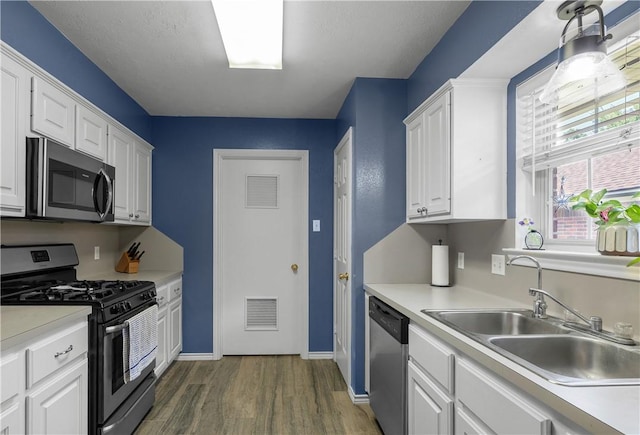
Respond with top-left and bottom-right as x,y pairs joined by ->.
348,386 -> 370,404
307,351 -> 334,360
176,353 -> 215,361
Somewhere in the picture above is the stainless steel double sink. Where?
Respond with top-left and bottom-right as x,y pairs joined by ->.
421,309 -> 640,386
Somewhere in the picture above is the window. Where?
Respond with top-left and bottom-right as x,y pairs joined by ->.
516,29 -> 640,250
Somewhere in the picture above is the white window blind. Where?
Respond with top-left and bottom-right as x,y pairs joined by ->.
518,32 -> 640,172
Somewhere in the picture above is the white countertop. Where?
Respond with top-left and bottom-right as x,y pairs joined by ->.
81,269 -> 182,286
365,283 -> 640,434
1,305 -> 92,350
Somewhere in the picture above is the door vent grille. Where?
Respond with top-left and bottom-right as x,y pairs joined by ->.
245,297 -> 278,330
246,175 -> 278,208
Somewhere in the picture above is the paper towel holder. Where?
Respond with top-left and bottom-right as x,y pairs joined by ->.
431,240 -> 451,287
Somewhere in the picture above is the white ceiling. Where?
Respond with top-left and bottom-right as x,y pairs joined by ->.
29,0 -> 471,119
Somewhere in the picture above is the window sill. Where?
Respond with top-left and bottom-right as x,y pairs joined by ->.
503,248 -> 640,282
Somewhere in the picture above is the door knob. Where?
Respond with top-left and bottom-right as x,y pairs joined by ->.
291,264 -> 299,272
338,272 -> 349,281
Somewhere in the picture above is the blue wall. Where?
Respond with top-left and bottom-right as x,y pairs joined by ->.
150,117 -> 337,353
337,78 -> 408,393
0,1 -> 152,142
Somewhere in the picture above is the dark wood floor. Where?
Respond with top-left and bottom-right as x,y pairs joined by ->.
135,356 -> 382,435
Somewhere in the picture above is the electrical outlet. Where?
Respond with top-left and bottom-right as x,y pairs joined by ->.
491,254 -> 505,275
94,246 -> 100,260
457,252 -> 464,269
312,220 -> 321,232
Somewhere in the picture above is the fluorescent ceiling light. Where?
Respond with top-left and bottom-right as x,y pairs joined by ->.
212,0 -> 283,70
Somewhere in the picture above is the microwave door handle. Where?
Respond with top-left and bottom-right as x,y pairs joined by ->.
93,169 -> 112,220
103,169 -> 113,217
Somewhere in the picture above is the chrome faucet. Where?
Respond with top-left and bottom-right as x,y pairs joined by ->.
528,288 -> 603,331
507,255 -> 547,318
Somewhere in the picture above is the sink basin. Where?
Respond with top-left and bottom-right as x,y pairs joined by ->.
422,309 -> 569,336
489,335 -> 640,385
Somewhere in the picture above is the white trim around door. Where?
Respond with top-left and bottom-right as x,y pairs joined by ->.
213,149 -> 309,360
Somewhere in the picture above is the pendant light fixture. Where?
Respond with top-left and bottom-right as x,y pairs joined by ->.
539,0 -> 626,104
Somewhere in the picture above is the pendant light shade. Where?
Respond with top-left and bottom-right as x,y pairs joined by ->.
539,0 -> 626,104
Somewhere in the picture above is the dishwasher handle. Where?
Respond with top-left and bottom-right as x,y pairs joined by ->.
369,297 -> 409,344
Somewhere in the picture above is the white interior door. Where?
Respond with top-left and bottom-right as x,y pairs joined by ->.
218,151 -> 308,355
334,128 -> 352,385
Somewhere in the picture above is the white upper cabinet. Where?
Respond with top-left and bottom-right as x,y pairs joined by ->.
133,142 -> 152,223
31,77 -> 75,147
108,124 -> 152,225
405,79 -> 508,223
406,113 -> 426,219
0,54 -> 29,217
1,42 -> 154,225
75,105 -> 108,161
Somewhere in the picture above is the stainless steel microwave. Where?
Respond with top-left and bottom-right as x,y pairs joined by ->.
26,137 -> 115,222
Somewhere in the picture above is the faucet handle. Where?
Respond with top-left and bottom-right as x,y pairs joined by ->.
589,316 -> 603,332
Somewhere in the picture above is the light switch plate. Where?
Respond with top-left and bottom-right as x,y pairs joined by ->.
457,252 -> 464,269
491,254 -> 505,275
312,220 -> 320,232
94,246 -> 100,260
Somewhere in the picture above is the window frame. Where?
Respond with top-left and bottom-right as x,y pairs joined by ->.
512,17 -> 640,281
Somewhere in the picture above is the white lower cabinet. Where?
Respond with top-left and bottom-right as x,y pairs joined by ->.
408,360 -> 454,435
0,401 -> 23,435
155,284 -> 169,377
0,316 -> 89,435
27,358 -> 88,435
155,277 -> 182,378
168,279 -> 183,361
406,322 -> 585,435
456,357 -> 550,435
408,324 -> 455,435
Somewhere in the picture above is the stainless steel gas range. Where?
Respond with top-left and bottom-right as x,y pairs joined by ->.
1,244 -> 157,434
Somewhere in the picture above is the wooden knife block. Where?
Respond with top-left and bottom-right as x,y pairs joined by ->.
115,252 -> 139,274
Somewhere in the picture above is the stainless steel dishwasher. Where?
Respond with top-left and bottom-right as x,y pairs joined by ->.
369,296 -> 409,435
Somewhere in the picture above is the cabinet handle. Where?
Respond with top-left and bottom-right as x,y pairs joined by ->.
135,214 -> 140,219
129,213 -> 134,218
158,296 -> 165,304
174,288 -> 181,294
54,345 -> 74,358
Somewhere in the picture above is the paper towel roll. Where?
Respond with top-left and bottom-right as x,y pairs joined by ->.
431,245 -> 450,287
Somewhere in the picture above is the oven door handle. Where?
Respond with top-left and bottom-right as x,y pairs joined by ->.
105,322 -> 128,335
104,303 -> 158,334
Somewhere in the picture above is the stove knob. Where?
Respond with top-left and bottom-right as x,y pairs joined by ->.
124,301 -> 132,310
110,305 -> 119,314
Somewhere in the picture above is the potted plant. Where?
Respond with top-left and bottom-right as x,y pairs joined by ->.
569,189 -> 640,266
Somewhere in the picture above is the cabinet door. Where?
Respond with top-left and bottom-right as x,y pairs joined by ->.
0,401 -> 24,435
457,358 -> 551,435
108,125 -> 134,221
155,305 -> 169,377
0,55 -> 28,217
424,91 -> 451,216
406,113 -> 426,220
75,105 -> 107,161
408,360 -> 453,435
169,298 -> 182,361
133,143 -> 151,224
31,77 -> 75,147
27,358 -> 88,435
455,405 -> 492,435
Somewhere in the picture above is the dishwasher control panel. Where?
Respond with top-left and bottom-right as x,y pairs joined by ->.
369,297 -> 409,343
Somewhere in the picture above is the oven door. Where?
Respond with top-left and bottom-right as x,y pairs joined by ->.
100,303 -> 156,424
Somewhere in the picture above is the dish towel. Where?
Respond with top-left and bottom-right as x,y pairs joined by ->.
123,304 -> 158,383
